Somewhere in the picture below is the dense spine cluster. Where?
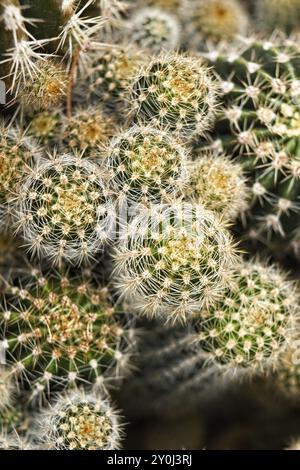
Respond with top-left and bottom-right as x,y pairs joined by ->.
38,389 -> 122,450
107,125 -> 187,205
0,268 -> 134,396
201,38 -> 300,256
14,153 -> 115,266
113,204 -> 237,323
129,53 -> 219,138
197,261 -> 298,373
1,0 -> 300,452
126,7 -> 181,53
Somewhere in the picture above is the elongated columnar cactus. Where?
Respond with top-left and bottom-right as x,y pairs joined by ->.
113,203 -> 237,324
181,0 -> 249,45
0,269 -> 134,397
129,53 -> 219,139
200,37 -> 300,256
14,153 -> 115,266
0,124 -> 40,227
183,151 -> 249,220
107,125 -> 187,205
37,389 -> 122,450
126,7 -> 181,53
198,260 -> 298,374
255,0 -> 300,34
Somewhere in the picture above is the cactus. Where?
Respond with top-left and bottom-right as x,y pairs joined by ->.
273,336 -> 300,400
126,7 -> 181,54
129,52 -> 219,139
0,0 -> 105,107
183,150 -> 249,221
0,124 -> 40,227
198,260 -> 298,374
200,37 -> 300,256
18,59 -> 68,111
37,388 -> 122,450
28,110 -> 61,144
0,367 -> 14,410
0,268 -> 134,397
106,124 -> 187,205
84,44 -> 144,114
255,0 -> 300,34
181,0 -> 249,45
13,152 -> 115,266
113,203 -> 237,324
61,106 -> 117,155
0,430 -> 33,449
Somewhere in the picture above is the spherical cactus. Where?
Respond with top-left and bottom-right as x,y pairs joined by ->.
198,260 -> 298,374
183,151 -> 249,220
182,0 -> 249,45
0,124 -> 40,226
14,152 -> 115,266
61,106 -> 116,155
107,125 -> 187,205
0,269 -> 134,396
18,59 -> 68,111
113,203 -> 237,324
255,0 -> 300,34
200,37 -> 300,256
129,53 -> 219,139
127,7 -> 181,53
37,389 -> 122,450
86,45 -> 144,112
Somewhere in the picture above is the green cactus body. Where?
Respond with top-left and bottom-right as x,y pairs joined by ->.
200,38 -> 300,255
107,125 -> 187,205
197,260 -> 298,374
0,269 -> 134,395
86,44 -> 144,113
113,204 -> 237,324
19,0 -> 74,43
129,53 -> 219,139
14,153 -> 115,266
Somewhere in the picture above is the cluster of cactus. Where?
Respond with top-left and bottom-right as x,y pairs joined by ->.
1,0 -> 300,452
200,37 -> 300,257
